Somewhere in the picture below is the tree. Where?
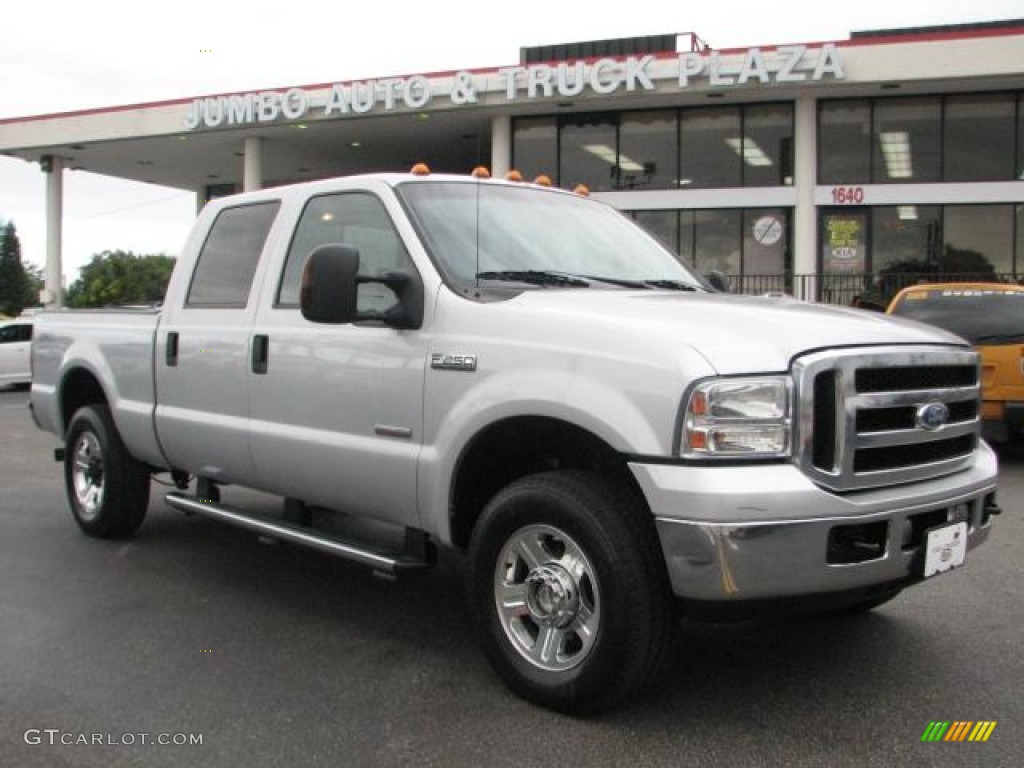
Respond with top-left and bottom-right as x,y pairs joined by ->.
22,261 -> 43,308
66,251 -> 176,308
0,220 -> 30,317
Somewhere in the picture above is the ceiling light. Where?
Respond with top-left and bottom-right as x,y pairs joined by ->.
349,141 -> 362,148
582,144 -> 644,172
880,131 -> 913,178
725,138 -> 773,167
897,205 -> 918,221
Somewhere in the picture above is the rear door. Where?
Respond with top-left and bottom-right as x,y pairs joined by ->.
248,190 -> 427,526
154,200 -> 281,483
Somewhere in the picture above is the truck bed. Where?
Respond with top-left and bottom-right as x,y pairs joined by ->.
30,308 -> 167,468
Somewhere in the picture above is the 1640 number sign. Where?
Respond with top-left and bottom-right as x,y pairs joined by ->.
830,186 -> 866,205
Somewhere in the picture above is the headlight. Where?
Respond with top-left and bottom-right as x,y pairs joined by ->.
682,377 -> 792,458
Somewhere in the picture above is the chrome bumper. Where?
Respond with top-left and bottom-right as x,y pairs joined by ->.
631,444 -> 998,602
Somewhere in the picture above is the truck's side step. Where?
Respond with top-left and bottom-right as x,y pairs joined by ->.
164,492 -> 433,580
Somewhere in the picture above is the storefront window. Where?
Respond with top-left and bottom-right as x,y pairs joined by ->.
617,111 -> 677,190
683,209 -> 742,274
1018,97 -> 1024,180
871,206 -> 941,274
873,97 -> 941,183
680,106 -> 741,189
559,115 -> 618,192
944,94 -> 1016,182
743,209 -> 788,275
943,205 -> 1013,275
818,100 -> 871,183
743,104 -> 794,186
511,117 -> 558,183
1018,205 -> 1024,274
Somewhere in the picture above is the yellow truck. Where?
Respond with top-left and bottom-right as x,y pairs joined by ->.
888,283 -> 1024,444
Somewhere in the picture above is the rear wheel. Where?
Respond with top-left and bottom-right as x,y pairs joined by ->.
64,404 -> 150,538
468,471 -> 675,714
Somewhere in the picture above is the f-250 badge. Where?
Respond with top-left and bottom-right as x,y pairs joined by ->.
431,353 -> 477,372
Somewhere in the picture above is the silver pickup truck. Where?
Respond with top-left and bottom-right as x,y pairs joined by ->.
30,172 -> 999,713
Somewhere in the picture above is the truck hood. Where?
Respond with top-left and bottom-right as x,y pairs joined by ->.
508,290 -> 966,374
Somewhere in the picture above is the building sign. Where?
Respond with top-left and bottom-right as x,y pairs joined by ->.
184,45 -> 844,130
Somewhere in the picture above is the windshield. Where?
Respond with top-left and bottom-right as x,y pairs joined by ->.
889,287 -> 1024,344
396,181 -> 703,290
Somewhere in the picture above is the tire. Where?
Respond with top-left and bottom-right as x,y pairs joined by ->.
64,404 -> 150,538
467,470 -> 675,714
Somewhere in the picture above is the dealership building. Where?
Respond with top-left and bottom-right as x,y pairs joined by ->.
1,19 -> 1023,306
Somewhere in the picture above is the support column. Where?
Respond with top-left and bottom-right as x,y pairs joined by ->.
42,155 -> 64,309
490,115 -> 511,179
243,137 -> 263,192
793,95 -> 818,301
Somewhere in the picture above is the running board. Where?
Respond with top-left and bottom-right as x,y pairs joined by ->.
164,492 -> 433,580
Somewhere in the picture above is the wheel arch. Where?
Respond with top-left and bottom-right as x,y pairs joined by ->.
59,366 -> 109,435
448,415 -> 644,550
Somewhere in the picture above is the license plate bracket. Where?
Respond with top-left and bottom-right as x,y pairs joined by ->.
923,521 -> 967,579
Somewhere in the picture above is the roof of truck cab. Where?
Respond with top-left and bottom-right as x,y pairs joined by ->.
205,172 -> 581,208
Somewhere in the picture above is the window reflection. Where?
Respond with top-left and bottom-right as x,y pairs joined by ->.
944,94 -> 1015,182
512,116 -> 557,183
618,111 -> 676,189
744,104 -> 794,186
680,106 -> 741,188
559,115 -> 617,192
873,98 -> 941,183
819,100 -> 871,184
943,205 -> 1013,274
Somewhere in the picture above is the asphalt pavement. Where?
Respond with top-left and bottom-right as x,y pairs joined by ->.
1,386 -> 1021,767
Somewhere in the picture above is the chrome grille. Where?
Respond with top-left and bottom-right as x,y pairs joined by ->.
794,347 -> 980,492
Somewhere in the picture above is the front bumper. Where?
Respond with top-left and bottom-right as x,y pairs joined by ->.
630,443 -> 998,602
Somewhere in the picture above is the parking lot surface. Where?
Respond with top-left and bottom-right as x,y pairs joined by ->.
1,387 -> 1021,767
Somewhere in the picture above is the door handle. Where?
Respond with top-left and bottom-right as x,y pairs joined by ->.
252,334 -> 269,375
166,332 -> 179,367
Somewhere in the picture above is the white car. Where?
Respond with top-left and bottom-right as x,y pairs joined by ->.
0,320 -> 32,387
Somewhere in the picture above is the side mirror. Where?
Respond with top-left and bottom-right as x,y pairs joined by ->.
706,270 -> 731,293
300,244 -> 360,324
300,244 -> 424,329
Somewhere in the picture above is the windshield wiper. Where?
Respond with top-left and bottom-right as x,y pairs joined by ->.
578,275 -> 703,291
971,332 -> 1024,344
475,270 -> 590,287
642,279 -> 701,292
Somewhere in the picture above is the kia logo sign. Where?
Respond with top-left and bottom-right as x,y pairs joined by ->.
916,402 -> 950,431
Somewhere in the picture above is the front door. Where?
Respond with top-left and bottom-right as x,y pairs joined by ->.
249,191 -> 426,526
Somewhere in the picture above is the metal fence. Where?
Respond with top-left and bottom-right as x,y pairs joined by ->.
724,273 -> 1023,308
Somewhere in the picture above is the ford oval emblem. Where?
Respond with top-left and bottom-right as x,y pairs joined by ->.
916,402 -> 950,431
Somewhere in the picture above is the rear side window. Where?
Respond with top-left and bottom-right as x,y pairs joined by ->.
0,324 -> 30,343
186,201 -> 280,307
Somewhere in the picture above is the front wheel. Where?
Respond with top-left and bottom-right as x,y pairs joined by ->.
64,404 -> 150,538
468,471 -> 675,714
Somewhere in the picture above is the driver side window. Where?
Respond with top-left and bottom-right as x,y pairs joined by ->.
277,192 -> 412,311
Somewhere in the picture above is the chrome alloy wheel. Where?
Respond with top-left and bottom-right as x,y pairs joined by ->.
494,524 -> 601,672
72,432 -> 105,522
